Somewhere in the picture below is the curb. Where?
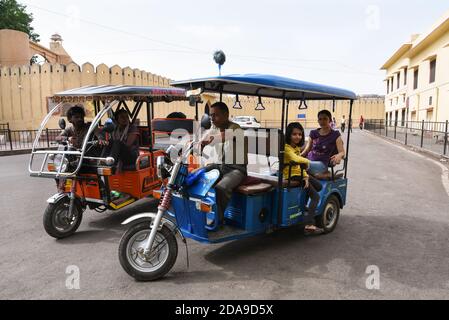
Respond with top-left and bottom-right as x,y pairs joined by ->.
0,149 -> 32,157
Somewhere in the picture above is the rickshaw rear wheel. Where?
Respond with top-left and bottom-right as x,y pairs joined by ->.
43,197 -> 83,239
119,222 -> 178,282
315,195 -> 340,234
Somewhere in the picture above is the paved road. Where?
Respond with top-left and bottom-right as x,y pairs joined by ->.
1,132 -> 449,300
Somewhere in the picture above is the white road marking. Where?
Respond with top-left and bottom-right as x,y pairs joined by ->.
364,132 -> 449,198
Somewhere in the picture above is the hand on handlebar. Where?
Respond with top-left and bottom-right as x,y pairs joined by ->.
97,139 -> 109,146
201,136 -> 215,147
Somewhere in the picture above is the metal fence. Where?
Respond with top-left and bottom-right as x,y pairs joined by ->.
365,119 -> 449,157
0,123 -> 61,152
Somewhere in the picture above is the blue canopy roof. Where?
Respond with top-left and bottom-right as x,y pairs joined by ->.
171,74 -> 357,100
52,85 -> 187,103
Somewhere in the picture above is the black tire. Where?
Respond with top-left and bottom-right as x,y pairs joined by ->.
315,195 -> 340,234
43,197 -> 83,239
119,222 -> 178,281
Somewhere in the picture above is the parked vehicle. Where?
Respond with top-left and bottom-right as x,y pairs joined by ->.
232,116 -> 261,129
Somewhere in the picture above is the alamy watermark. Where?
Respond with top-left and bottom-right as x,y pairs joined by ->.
365,5 -> 381,31
66,265 -> 80,290
165,122 -> 280,166
365,265 -> 380,290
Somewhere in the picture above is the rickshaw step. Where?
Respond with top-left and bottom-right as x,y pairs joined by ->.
208,225 -> 247,241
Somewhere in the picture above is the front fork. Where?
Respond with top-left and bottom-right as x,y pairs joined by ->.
141,162 -> 181,255
67,178 -> 78,219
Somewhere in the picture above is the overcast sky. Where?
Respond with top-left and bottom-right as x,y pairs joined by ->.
20,0 -> 449,95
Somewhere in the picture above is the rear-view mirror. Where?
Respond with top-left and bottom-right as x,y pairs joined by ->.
58,118 -> 66,130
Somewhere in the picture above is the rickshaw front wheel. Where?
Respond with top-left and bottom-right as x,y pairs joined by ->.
315,195 -> 340,234
119,222 -> 178,282
43,197 -> 83,239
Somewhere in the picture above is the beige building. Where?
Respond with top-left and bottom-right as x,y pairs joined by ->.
381,10 -> 449,124
0,29 -> 73,67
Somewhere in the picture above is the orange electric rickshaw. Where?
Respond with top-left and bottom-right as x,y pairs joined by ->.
29,85 -> 199,239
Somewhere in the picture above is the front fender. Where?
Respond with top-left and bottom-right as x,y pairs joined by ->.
47,193 -> 69,204
122,213 -> 184,239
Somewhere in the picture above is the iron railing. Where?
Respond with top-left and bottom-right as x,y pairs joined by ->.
0,123 -> 61,152
365,119 -> 449,157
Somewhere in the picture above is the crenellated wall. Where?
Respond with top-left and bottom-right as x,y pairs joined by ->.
0,61 -> 385,130
0,62 -> 193,130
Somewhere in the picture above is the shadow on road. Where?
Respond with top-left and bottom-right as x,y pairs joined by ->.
55,198 -> 159,245
166,214 -> 449,292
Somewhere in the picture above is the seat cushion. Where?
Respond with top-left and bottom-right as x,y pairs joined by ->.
240,176 -> 262,186
247,172 -> 302,188
236,183 -> 273,196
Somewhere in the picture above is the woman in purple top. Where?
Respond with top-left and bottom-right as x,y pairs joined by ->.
301,110 -> 346,179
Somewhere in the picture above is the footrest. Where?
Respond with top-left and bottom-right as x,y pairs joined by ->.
109,193 -> 135,210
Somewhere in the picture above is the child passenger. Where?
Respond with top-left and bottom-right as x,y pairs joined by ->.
284,122 -> 323,235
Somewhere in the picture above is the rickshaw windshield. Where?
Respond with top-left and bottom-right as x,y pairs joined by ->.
29,85 -> 190,178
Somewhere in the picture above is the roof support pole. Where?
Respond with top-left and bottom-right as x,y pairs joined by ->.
345,100 -> 354,178
277,95 -> 287,226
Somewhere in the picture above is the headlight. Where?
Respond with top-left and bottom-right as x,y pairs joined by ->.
53,155 -> 69,173
105,157 -> 115,166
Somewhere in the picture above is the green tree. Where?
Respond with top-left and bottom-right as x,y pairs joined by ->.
0,0 -> 40,42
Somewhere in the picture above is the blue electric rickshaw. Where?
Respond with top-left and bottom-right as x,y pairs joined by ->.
118,74 -> 356,281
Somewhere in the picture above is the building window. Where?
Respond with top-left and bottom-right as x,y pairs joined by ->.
397,73 -> 400,89
387,79 -> 390,94
391,78 -> 394,92
429,59 -> 436,83
401,109 -> 406,127
404,67 -> 408,86
413,68 -> 419,90
429,96 -> 433,106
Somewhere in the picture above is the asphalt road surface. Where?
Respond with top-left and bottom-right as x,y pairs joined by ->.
1,131 -> 449,300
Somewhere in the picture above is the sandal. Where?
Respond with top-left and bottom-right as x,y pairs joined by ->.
304,225 -> 324,236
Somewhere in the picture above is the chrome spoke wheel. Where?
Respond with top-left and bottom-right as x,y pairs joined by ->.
119,222 -> 179,281
126,229 -> 169,273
